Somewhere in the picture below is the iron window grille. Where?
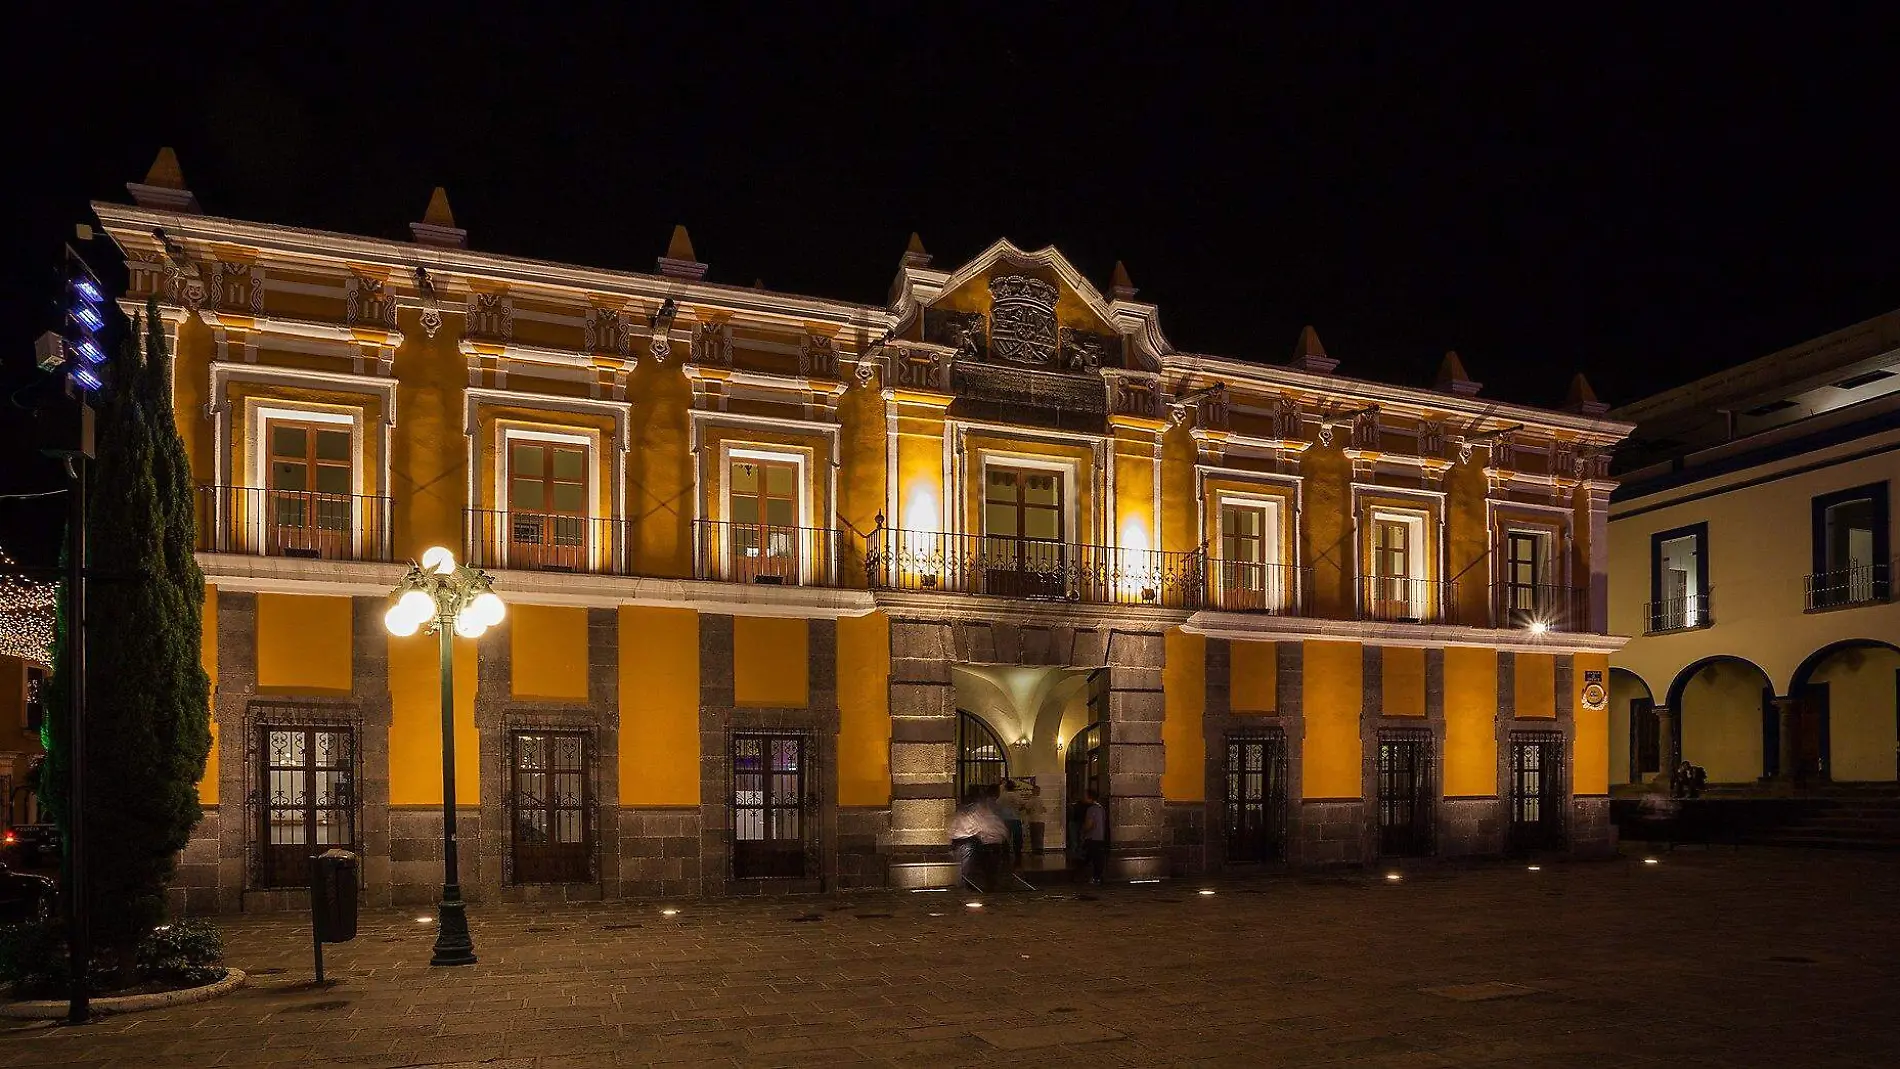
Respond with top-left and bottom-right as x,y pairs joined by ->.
1508,731 -> 1567,853
506,728 -> 597,884
1376,729 -> 1434,858
1223,731 -> 1288,863
956,710 -> 1010,799
244,702 -> 360,889
730,732 -> 816,881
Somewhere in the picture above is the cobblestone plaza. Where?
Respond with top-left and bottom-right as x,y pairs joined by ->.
5,848 -> 1897,1068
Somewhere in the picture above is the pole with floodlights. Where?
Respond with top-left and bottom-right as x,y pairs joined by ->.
383,546 -> 504,966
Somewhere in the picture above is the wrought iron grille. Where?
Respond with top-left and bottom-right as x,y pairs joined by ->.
694,518 -> 840,587
197,484 -> 394,562
508,730 -> 595,884
244,703 -> 360,889
1357,576 -> 1459,624
1375,729 -> 1434,858
867,527 -> 1206,608
1492,582 -> 1586,631
1223,732 -> 1288,863
464,507 -> 627,575
1508,731 -> 1566,853
1804,561 -> 1892,611
731,733 -> 813,880
956,711 -> 1010,799
1645,589 -> 1712,633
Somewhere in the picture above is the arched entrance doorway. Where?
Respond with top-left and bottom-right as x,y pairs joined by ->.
955,710 -> 1010,799
1609,668 -> 1658,786
1789,639 -> 1900,782
1667,656 -> 1775,785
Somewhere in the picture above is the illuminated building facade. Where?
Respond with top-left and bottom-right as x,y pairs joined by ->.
96,151 -> 1631,912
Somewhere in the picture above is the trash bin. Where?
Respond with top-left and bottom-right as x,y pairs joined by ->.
309,849 -> 359,943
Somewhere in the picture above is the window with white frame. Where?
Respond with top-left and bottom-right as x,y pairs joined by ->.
717,445 -> 812,584
503,432 -> 592,571
1366,508 -> 1428,620
249,406 -> 361,559
1217,497 -> 1286,610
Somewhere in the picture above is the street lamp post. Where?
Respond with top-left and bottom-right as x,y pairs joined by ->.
383,546 -> 504,967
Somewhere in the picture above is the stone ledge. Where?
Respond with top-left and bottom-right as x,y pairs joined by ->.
2,969 -> 248,1018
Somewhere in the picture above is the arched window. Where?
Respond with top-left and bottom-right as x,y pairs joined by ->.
956,711 -> 1009,799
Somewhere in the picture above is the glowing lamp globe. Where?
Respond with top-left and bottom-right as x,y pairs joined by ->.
470,591 -> 505,627
384,603 -> 421,637
421,546 -> 456,575
453,610 -> 487,639
396,589 -> 436,625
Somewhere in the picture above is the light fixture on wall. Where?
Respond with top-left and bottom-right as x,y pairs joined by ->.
1013,736 -> 1029,748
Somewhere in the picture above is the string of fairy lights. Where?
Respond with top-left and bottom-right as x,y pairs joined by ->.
0,546 -> 56,664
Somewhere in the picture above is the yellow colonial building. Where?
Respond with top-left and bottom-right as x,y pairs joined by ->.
97,151 -> 1632,913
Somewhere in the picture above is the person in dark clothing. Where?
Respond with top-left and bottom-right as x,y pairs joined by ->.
1080,789 -> 1108,885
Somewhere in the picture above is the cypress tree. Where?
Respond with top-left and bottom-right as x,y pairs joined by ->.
40,300 -> 212,977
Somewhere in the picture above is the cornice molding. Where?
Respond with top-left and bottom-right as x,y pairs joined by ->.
1182,610 -> 1629,655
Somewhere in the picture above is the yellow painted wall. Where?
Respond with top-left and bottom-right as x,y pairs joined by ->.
390,306 -> 466,557
1159,421 -> 1197,558
836,378 -> 889,586
510,604 -> 589,700
172,316 -> 215,485
1230,640 -> 1278,713
1679,660 -> 1768,783
895,400 -> 949,531
1112,424 -> 1161,553
837,612 -> 892,805
1444,646 -> 1499,796
387,632 -> 480,805
734,616 -> 809,707
200,584 -> 219,805
629,360 -> 695,578
1812,645 -> 1900,782
1573,652 -> 1610,795
619,606 -> 701,806
1381,646 -> 1426,716
1162,628 -> 1206,802
1514,652 -> 1556,718
1445,456 -> 1493,626
1299,444 -> 1353,618
255,593 -> 352,693
1302,641 -> 1362,798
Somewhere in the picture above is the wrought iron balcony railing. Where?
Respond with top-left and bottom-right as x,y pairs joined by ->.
195,484 -> 393,562
464,508 -> 628,575
1491,582 -> 1588,632
1804,561 -> 1893,612
1644,589 -> 1712,633
1205,560 -> 1309,615
1356,575 -> 1459,624
694,519 -> 843,587
866,526 -> 1206,608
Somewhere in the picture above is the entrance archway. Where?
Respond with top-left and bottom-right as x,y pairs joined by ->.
1609,667 -> 1657,786
1667,656 -> 1775,785
1789,639 -> 1900,782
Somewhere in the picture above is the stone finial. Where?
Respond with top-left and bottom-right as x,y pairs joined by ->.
410,187 -> 468,248
1108,260 -> 1138,300
126,146 -> 201,213
658,224 -> 708,280
1289,324 -> 1339,374
1563,372 -> 1610,416
902,232 -> 932,268
1434,350 -> 1483,396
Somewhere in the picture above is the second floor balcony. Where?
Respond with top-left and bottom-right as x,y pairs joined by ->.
196,484 -> 394,563
1804,560 -> 1894,612
866,528 -> 1206,608
1356,575 -> 1460,625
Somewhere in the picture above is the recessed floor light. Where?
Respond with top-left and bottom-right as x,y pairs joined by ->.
1197,889 -> 1216,896
414,916 -> 432,924
965,901 -> 983,909
1384,873 -> 1402,882
661,908 -> 680,917
1527,865 -> 1542,872
1129,878 -> 1161,884
1643,857 -> 1660,865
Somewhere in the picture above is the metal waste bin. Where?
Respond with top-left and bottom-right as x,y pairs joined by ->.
310,849 -> 359,943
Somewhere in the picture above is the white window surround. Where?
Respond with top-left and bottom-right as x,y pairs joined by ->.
1367,508 -> 1429,582
1214,492 -> 1286,570
496,425 -> 600,524
245,401 -> 365,499
716,444 -> 817,585
210,361 -> 395,495
463,388 -> 631,527
1485,500 -> 1574,593
973,451 -> 1081,546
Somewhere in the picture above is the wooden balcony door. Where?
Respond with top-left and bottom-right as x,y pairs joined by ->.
1219,503 -> 1271,610
983,466 -> 1064,598
1504,531 -> 1544,621
1372,518 -> 1414,619
267,421 -> 351,558
508,441 -> 587,570
729,459 -> 800,584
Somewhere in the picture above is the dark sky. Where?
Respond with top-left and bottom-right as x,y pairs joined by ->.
4,5 -> 1897,561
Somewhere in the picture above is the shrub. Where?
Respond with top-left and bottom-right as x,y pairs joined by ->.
0,922 -> 71,999
137,919 -> 225,987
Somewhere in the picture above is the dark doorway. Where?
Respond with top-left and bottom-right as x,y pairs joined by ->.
1508,732 -> 1565,853
1066,721 -> 1108,846
255,724 -> 356,888
732,734 -> 810,880
1376,730 -> 1433,857
1222,732 -> 1288,863
1797,684 -> 1831,781
956,710 -> 1009,799
508,731 -> 593,884
1630,697 -> 1660,780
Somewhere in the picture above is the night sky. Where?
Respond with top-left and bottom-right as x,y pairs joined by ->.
4,6 -> 1896,562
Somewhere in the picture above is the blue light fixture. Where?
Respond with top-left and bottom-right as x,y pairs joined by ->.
72,338 -> 105,364
73,277 -> 104,303
69,366 -> 103,391
72,303 -> 105,331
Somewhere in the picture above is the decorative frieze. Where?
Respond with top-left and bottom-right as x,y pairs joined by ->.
345,273 -> 397,330
884,343 -> 953,393
693,320 -> 732,368
923,307 -> 986,358
584,304 -> 633,360
211,260 -> 263,317
1104,368 -> 1163,421
465,291 -> 513,341
799,331 -> 839,378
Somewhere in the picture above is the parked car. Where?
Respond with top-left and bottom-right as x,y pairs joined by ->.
0,864 -> 55,924
2,825 -> 59,870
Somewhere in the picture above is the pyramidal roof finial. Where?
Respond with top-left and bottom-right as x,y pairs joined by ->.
902,231 -> 931,268
410,187 -> 467,248
1108,261 -> 1138,300
1289,325 -> 1338,374
127,146 -> 201,213
1434,350 -> 1482,397
659,224 -> 707,280
1564,372 -> 1609,416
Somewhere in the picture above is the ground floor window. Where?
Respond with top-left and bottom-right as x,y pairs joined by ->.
732,734 -> 810,879
252,720 -> 356,888
508,730 -> 594,884
1508,731 -> 1566,853
956,710 -> 1009,799
1223,732 -> 1287,863
1376,729 -> 1433,857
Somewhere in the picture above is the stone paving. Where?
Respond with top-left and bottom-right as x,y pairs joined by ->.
2,847 -> 1897,1068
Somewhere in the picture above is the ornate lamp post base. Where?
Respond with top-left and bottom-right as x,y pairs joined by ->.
430,889 -> 478,967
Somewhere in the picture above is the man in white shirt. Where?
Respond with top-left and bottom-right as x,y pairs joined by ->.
949,787 -> 1009,890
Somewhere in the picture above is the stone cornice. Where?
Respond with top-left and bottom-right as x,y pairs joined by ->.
1182,610 -> 1628,655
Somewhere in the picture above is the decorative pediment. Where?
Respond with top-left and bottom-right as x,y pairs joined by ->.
1104,369 -> 1163,421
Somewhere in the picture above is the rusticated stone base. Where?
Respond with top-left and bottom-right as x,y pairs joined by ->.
837,807 -> 891,890
171,806 -> 228,917
1440,797 -> 1505,858
1297,799 -> 1367,866
1570,796 -> 1616,858
615,807 -> 703,900
1162,801 -> 1207,876
387,807 -> 483,907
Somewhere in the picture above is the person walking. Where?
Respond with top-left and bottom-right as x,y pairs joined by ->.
994,782 -> 1024,870
949,787 -> 1008,891
1081,790 -> 1108,885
